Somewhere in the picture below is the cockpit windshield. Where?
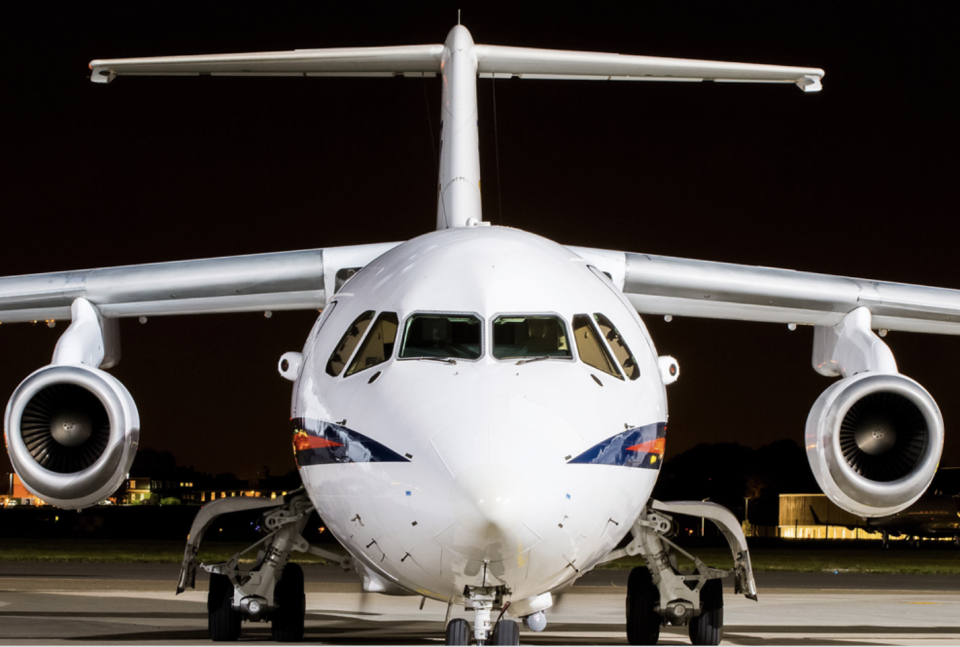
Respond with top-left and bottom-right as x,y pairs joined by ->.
399,313 -> 482,361
492,315 -> 572,360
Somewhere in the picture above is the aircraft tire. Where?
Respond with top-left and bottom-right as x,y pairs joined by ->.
208,573 -> 242,641
445,618 -> 470,646
688,578 -> 723,646
626,566 -> 660,645
491,618 -> 520,645
272,563 -> 305,642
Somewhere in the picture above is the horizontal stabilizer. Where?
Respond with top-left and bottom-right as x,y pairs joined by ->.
89,45 -> 444,83
90,39 -> 822,91
476,45 -> 823,91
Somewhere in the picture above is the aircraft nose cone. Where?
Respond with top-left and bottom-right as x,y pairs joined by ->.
449,463 -> 530,542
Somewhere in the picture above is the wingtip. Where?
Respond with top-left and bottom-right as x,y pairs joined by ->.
797,73 -> 823,92
89,63 -> 116,84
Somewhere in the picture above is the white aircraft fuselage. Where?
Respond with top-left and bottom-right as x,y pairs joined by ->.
294,227 -> 667,602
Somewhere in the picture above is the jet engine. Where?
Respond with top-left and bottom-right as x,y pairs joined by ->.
4,363 -> 139,509
805,372 -> 943,518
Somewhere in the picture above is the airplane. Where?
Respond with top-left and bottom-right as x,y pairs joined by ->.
3,22 -> 958,647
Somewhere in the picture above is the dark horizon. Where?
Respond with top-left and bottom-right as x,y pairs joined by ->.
2,4 -> 957,480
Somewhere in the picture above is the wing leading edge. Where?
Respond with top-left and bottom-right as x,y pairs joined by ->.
570,246 -> 960,336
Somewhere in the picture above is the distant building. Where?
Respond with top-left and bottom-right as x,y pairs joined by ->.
198,488 -> 291,503
3,473 -> 47,507
123,466 -> 209,504
779,493 -> 883,539
4,469 -> 300,507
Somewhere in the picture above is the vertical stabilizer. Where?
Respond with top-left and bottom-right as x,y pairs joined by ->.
436,26 -> 483,229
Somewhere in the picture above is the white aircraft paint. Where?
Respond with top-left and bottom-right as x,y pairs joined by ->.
294,227 -> 666,603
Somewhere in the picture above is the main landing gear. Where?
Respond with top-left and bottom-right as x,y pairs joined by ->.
601,499 -> 757,646
176,489 -> 352,642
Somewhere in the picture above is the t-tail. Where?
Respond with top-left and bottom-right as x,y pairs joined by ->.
90,25 -> 823,231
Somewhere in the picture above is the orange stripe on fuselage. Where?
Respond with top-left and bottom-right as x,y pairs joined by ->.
626,438 -> 665,454
293,432 -> 344,452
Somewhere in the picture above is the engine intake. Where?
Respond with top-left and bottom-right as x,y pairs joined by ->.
4,364 -> 139,509
806,372 -> 943,518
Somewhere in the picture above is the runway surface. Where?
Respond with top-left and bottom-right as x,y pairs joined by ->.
1,563 -> 958,645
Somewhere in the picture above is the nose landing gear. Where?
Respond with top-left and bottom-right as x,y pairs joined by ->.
444,587 -> 521,646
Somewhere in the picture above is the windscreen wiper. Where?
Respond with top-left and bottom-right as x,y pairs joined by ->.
405,356 -> 457,364
516,356 -> 551,365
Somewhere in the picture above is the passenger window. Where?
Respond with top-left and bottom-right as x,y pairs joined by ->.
572,314 -> 622,379
399,313 -> 482,360
346,312 -> 399,377
492,316 -> 572,360
326,310 -> 375,377
594,313 -> 640,380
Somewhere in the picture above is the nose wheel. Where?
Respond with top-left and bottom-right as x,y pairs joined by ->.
444,617 -> 520,646
491,619 -> 520,645
446,586 -> 519,646
445,618 -> 470,646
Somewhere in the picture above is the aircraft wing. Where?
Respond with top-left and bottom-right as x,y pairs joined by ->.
569,246 -> 960,335
90,43 -> 821,91
0,242 -> 399,323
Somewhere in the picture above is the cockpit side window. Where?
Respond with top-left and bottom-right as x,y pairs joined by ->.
399,313 -> 482,360
492,315 -> 572,360
594,313 -> 640,380
345,312 -> 399,377
572,314 -> 622,379
326,310 -> 375,377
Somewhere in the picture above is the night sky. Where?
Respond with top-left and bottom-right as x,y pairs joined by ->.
2,3 -> 958,481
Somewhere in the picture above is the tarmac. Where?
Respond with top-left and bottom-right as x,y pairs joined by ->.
0,563 -> 958,645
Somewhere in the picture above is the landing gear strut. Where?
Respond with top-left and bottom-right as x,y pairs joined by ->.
601,499 -> 755,646
177,489 -> 352,643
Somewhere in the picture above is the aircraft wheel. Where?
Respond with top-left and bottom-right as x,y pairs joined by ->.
688,578 -> 723,646
626,566 -> 660,645
491,618 -> 520,645
272,563 -> 306,642
445,618 -> 470,646
208,573 -> 242,641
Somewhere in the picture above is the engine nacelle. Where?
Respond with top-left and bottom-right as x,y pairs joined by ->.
806,372 -> 943,518
4,363 -> 139,509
